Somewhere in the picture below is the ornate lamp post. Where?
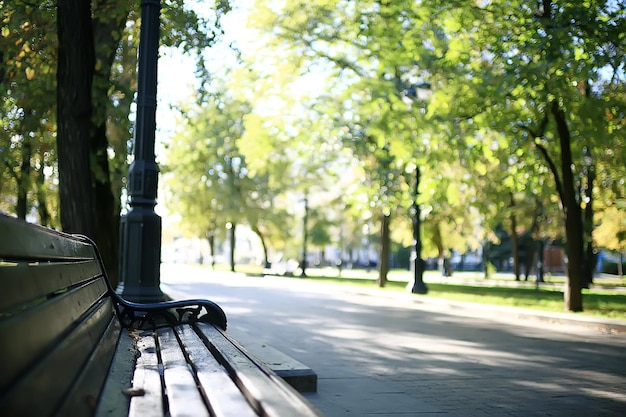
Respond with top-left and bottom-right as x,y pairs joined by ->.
300,196 -> 309,277
408,165 -> 428,294
403,82 -> 431,294
117,0 -> 164,302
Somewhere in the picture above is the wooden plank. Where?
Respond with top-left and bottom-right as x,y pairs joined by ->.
95,328 -> 136,417
0,213 -> 95,261
55,317 -> 122,417
175,325 -> 258,417
195,323 -> 322,417
230,332 -> 317,392
129,332 -> 164,417
0,298 -> 116,417
0,259 -> 103,312
0,277 -> 109,392
157,327 -> 210,417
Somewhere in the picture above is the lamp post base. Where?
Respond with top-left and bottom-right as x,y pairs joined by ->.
408,254 -> 428,294
118,206 -> 165,303
408,281 -> 428,294
116,282 -> 166,303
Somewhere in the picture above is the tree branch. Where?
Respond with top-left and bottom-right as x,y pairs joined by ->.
535,140 -> 565,205
280,25 -> 366,77
517,106 -> 565,205
517,108 -> 549,139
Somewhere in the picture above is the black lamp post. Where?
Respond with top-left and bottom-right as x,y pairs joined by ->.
408,166 -> 428,294
300,196 -> 309,277
226,222 -> 235,272
117,0 -> 165,302
402,82 -> 431,294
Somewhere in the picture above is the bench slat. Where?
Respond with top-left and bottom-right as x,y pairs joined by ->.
1,214 -> 320,417
158,327 -> 211,417
0,277 -> 109,392
0,214 -> 95,261
0,298 -> 117,417
55,316 -> 122,416
95,328 -> 135,417
0,259 -> 102,312
129,332 -> 165,417
196,323 -> 322,417
175,325 -> 258,417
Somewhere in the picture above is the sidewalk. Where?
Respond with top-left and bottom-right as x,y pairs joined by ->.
161,264 -> 626,416
266,268 -> 626,334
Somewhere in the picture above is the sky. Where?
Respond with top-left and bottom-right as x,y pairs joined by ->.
155,0 -> 257,153
153,0 -> 256,220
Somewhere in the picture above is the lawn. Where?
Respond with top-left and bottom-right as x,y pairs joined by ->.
306,269 -> 626,321
222,264 -> 626,321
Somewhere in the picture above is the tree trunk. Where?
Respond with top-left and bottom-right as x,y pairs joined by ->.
90,3 -> 131,288
35,157 -> 51,227
252,225 -> 270,268
377,212 -> 390,287
552,101 -> 584,312
57,0 -> 95,237
509,193 -> 520,281
483,242 -> 491,279
92,122 -> 120,286
16,139 -> 31,220
207,229 -> 216,268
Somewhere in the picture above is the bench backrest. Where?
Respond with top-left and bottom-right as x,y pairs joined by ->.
0,214 -> 119,417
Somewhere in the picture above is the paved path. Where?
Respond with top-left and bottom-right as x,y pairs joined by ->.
161,264 -> 626,417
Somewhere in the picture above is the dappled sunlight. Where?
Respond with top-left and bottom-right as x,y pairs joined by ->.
581,387 -> 626,403
159,266 -> 626,415
515,379 -> 569,392
418,366 -> 467,376
513,367 -> 626,406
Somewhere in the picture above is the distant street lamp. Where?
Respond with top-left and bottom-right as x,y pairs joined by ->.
408,166 -> 428,294
403,82 -> 431,294
226,222 -> 235,272
118,0 -> 164,302
300,196 -> 309,277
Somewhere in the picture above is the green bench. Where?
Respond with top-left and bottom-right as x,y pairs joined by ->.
0,214 -> 321,417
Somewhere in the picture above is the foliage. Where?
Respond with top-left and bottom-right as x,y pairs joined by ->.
0,1 -> 57,222
1,0 -> 231,225
162,88 -> 294,264
299,269 -> 626,320
240,0 -> 626,308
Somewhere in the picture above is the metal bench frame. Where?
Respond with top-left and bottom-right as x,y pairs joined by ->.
0,214 -> 320,417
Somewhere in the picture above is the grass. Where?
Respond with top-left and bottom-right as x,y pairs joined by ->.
212,263 -> 626,321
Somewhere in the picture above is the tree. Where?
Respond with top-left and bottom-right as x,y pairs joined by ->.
416,0 -> 626,311
1,2 -> 57,223
262,0 -> 625,307
3,1 -> 231,286
56,0 -> 96,236
249,0 -> 431,287
163,91 -> 258,271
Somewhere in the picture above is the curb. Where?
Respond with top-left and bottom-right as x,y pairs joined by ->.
230,332 -> 318,393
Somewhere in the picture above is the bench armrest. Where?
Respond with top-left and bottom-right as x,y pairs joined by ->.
111,294 -> 227,330
73,234 -> 228,331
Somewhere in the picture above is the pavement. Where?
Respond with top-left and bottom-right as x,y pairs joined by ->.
161,263 -> 626,417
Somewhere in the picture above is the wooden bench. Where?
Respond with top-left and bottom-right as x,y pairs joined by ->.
0,214 -> 322,417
